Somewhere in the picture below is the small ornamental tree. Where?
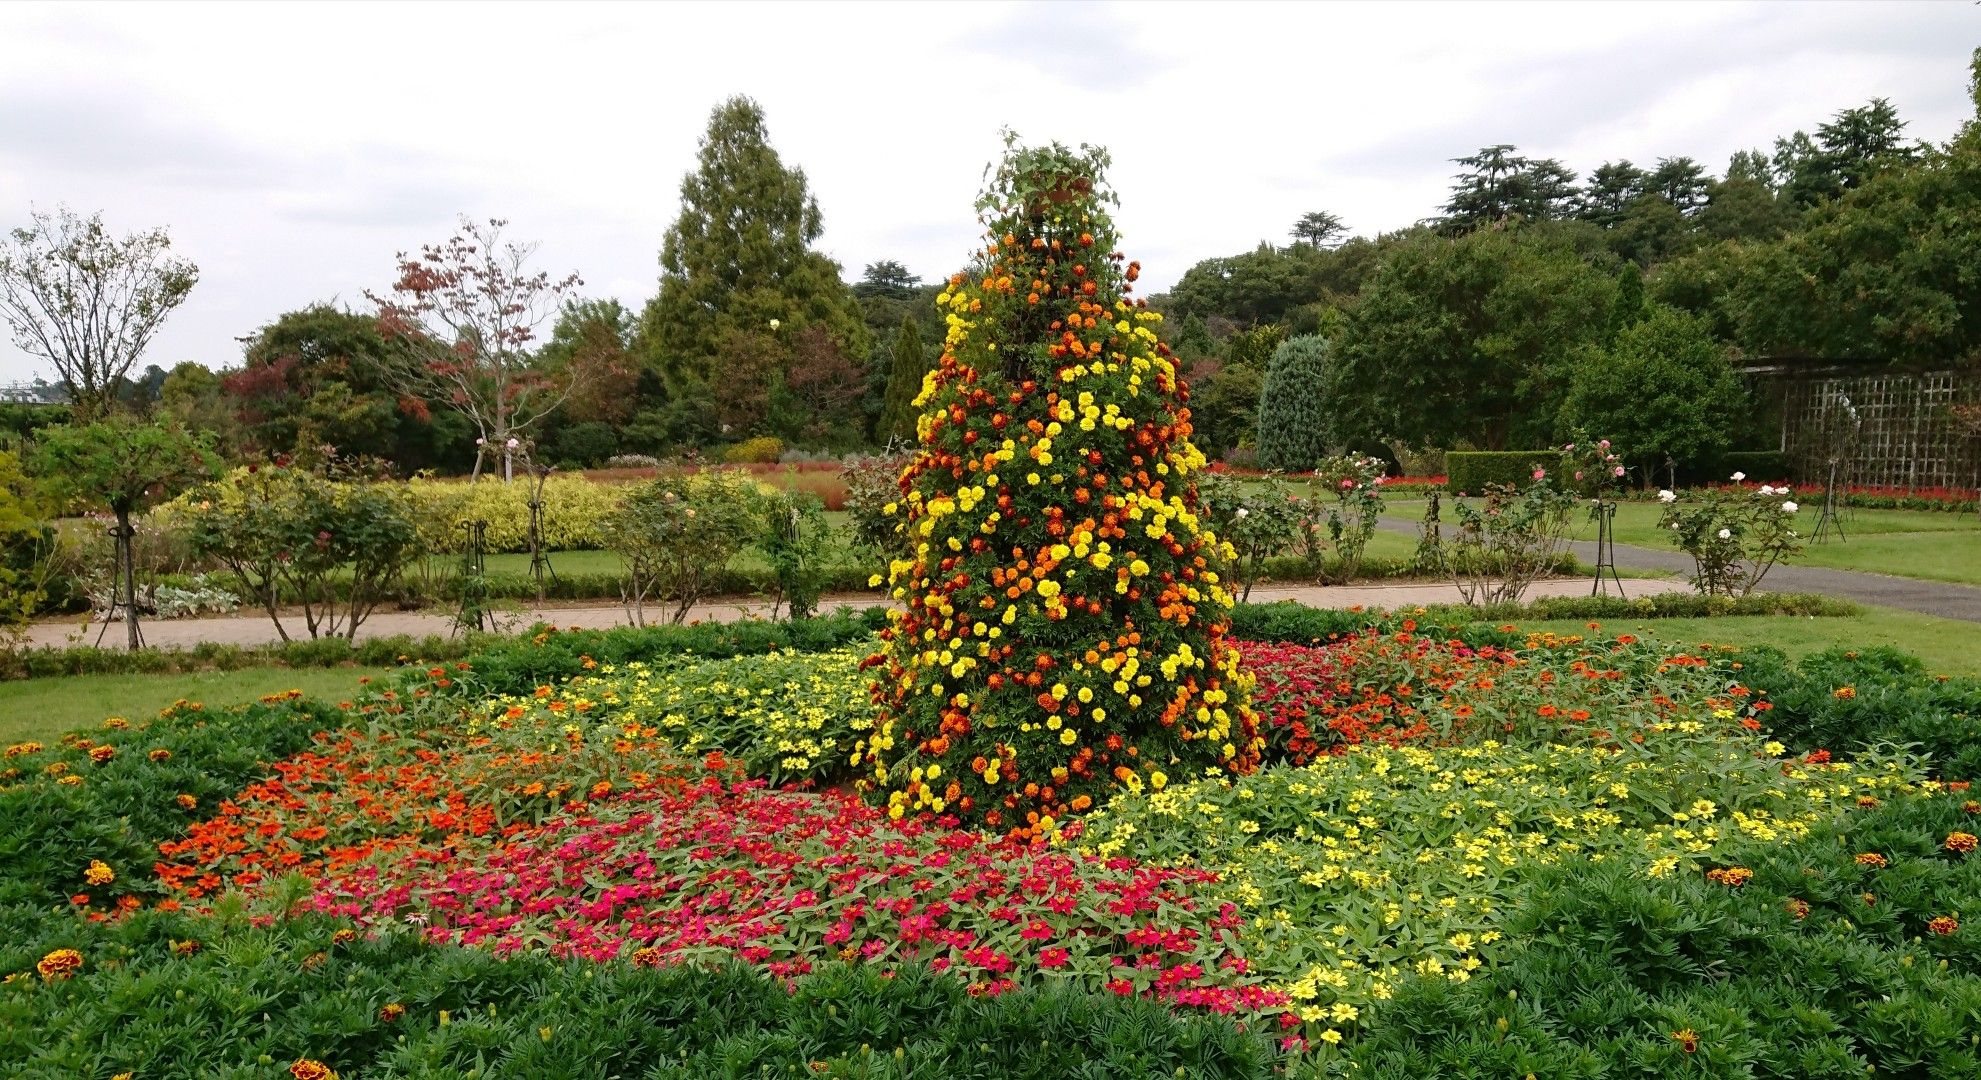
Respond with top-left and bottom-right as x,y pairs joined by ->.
1255,334 -> 1334,472
31,417 -> 217,650
864,137 -> 1262,839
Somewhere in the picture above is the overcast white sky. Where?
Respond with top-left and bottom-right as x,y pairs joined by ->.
1,0 -> 1975,385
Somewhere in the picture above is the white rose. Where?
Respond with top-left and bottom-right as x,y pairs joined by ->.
1658,489 -> 1677,503
506,437 -> 520,449
1756,484 -> 1774,496
1717,528 -> 1732,539
1782,501 -> 1798,513
1731,471 -> 1747,482
1235,507 -> 1250,519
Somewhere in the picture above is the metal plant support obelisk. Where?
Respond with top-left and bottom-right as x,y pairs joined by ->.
1813,457 -> 1847,544
456,519 -> 492,634
1588,499 -> 1623,596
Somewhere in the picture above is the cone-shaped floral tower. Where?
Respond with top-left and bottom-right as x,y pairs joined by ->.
863,137 -> 1261,839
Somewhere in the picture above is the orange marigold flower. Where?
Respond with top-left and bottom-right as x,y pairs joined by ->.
1855,852 -> 1888,869
1833,686 -> 1856,700
175,793 -> 198,810
171,939 -> 200,956
1785,898 -> 1810,919
88,745 -> 116,764
1705,867 -> 1752,887
1671,1028 -> 1700,1053
36,948 -> 82,980
378,1002 -> 406,1022
1856,796 -> 1880,809
630,946 -> 663,968
1946,832 -> 1978,854
1930,915 -> 1960,936
290,1059 -> 337,1080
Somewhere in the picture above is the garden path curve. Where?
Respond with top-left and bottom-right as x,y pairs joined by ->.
1372,519 -> 1981,623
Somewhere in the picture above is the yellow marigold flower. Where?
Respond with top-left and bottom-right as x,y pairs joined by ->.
83,860 -> 114,887
36,948 -> 82,980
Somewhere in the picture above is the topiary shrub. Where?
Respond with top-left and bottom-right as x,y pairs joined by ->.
864,137 -> 1261,839
1254,334 -> 1333,472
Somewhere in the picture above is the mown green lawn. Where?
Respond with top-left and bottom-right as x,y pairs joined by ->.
1378,497 -> 1981,586
0,666 -> 392,746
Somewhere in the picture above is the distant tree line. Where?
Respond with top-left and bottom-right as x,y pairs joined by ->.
3,53 -> 1976,481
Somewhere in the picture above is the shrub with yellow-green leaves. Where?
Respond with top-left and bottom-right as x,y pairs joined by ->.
865,138 -> 1260,840
402,473 -> 627,554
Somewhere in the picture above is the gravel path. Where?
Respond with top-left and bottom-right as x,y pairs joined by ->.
23,576 -> 1693,651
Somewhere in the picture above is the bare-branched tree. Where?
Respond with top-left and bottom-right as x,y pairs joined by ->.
0,207 -> 199,419
366,217 -> 582,481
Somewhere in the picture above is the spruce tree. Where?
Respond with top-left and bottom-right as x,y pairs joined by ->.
877,314 -> 929,444
864,137 -> 1262,839
639,96 -> 866,422
1255,335 -> 1333,471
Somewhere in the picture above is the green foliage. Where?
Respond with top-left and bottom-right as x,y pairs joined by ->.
1444,477 -> 1580,606
1255,335 -> 1333,471
0,695 -> 339,908
0,450 -> 51,648
1304,455 -> 1386,582
1658,113 -> 1981,367
757,488 -> 832,620
226,305 -> 443,467
1334,226 -> 1617,450
1658,482 -> 1806,596
878,314 -> 930,443
0,913 -> 1275,1079
602,472 -> 765,625
1740,644 -> 1981,779
1196,471 -> 1304,602
1445,450 -> 1555,493
182,460 -> 422,641
550,420 -> 618,467
423,607 -> 887,701
1349,796 -> 1981,1079
1560,305 -> 1749,474
639,96 -> 867,432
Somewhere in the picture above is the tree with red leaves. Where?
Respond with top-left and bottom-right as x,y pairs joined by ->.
366,217 -> 582,481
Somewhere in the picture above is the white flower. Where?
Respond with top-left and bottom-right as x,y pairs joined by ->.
1717,528 -> 1732,539
1657,489 -> 1677,503
1234,507 -> 1250,519
506,437 -> 520,449
1731,471 -> 1747,482
476,437 -> 487,446
1756,484 -> 1774,496
1782,501 -> 1799,513
768,318 -> 782,331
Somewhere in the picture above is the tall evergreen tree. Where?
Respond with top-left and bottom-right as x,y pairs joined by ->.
1255,335 -> 1335,471
1578,161 -> 1647,228
639,96 -> 866,428
877,314 -> 928,444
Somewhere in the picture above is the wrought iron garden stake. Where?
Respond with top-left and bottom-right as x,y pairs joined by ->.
457,519 -> 491,634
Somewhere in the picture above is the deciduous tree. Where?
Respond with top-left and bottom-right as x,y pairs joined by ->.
0,208 -> 198,420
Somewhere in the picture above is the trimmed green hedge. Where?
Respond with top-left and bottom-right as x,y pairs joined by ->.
1228,592 -> 1856,649
1445,450 -> 1554,493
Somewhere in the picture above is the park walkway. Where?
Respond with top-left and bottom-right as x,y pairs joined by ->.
1372,519 -> 1981,623
22,576 -> 1691,651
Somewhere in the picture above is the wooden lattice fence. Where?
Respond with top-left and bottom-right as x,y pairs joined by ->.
1748,364 -> 1981,490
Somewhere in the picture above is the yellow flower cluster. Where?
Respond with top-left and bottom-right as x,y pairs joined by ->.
1078,727 -> 1932,1024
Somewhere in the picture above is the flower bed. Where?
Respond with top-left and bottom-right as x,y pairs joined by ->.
8,620 -> 1981,1075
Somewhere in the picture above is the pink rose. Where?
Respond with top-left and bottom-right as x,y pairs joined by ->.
1532,469 -> 1546,480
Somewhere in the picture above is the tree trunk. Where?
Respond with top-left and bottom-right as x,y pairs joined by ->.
116,508 -> 139,652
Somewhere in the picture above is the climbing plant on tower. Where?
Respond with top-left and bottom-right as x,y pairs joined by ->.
861,135 -> 1262,840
